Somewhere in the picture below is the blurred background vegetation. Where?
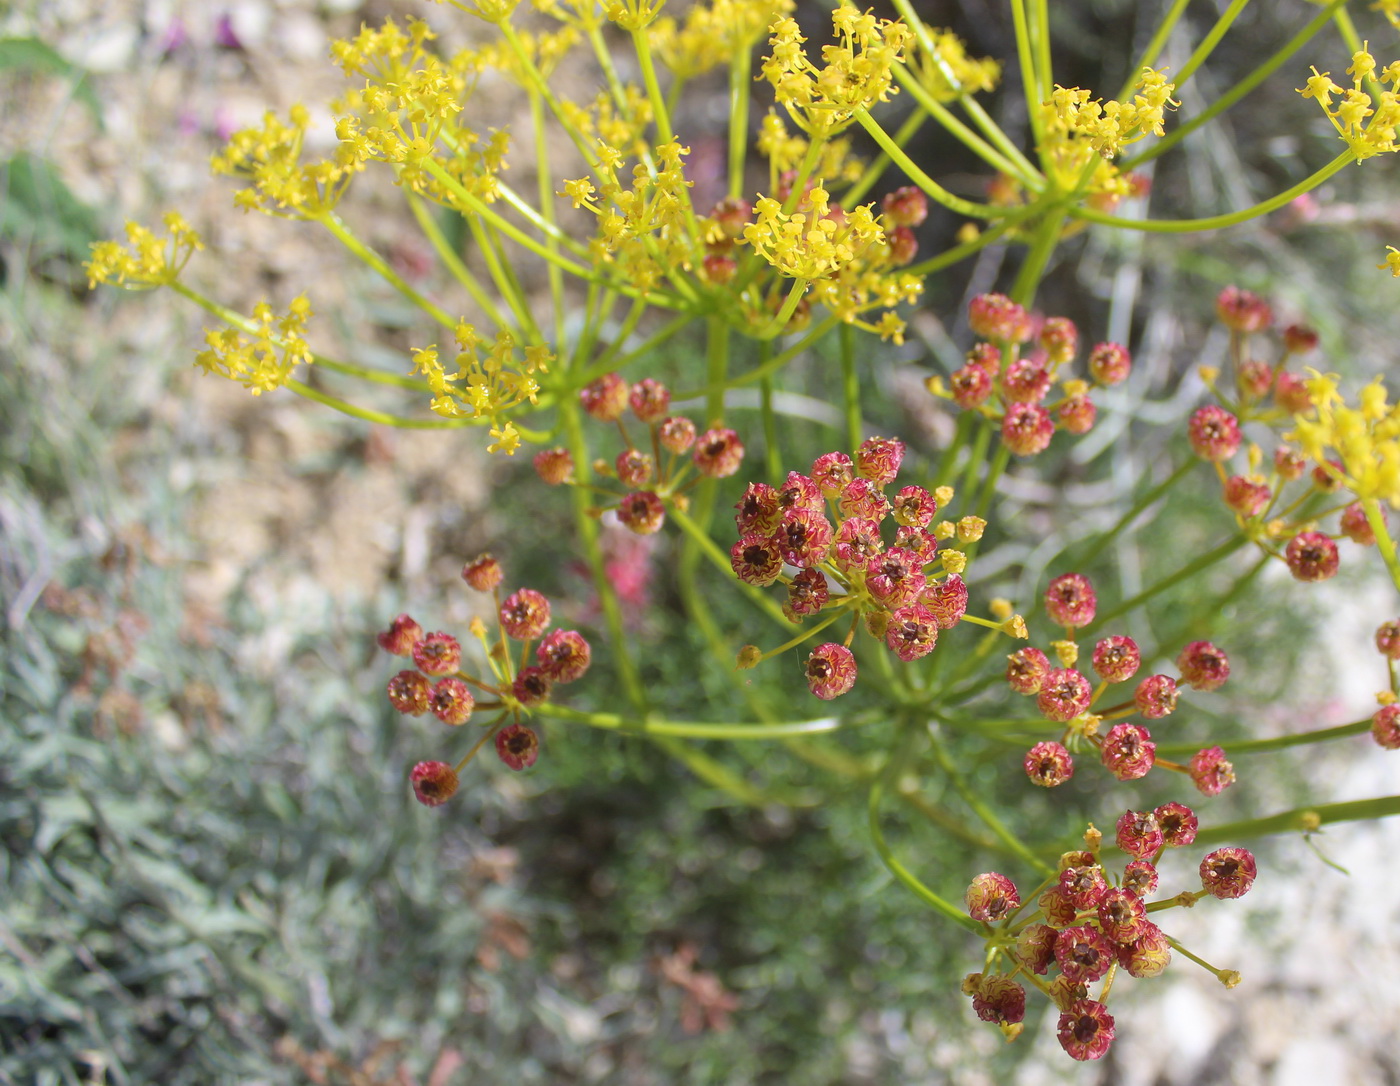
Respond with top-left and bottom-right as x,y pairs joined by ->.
4,1 -> 1400,1083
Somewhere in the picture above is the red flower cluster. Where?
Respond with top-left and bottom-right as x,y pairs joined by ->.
729,437 -> 978,699
534,374 -> 744,536
377,555 -> 593,806
1185,288 -> 1372,584
928,293 -> 1130,457
1008,573 -> 1236,794
963,813 -> 1255,1061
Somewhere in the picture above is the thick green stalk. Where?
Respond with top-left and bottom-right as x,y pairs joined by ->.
1009,0 -> 1047,155
728,43 -> 752,199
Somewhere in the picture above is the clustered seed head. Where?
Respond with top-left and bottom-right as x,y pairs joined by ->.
1284,531 -> 1340,581
533,447 -> 575,485
462,554 -> 504,591
1176,640 -> 1232,691
1371,704 -> 1400,749
1188,405 -> 1243,462
965,871 -> 1021,921
1045,572 -> 1097,630
381,560 -> 592,803
1199,847 -> 1257,899
928,297 -> 1127,456
1024,740 -> 1075,787
1092,635 -> 1140,683
377,613 -> 424,656
1101,722 -> 1156,780
1216,286 -> 1273,333
1189,746 -> 1236,796
730,439 -> 977,699
1376,619 -> 1400,659
966,807 -> 1253,1061
1006,646 -> 1052,694
804,642 -> 858,700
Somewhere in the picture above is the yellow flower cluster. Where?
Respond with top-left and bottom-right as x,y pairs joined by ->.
755,112 -> 863,184
744,184 -> 880,280
561,138 -> 695,292
1291,372 -> 1400,505
1379,245 -> 1400,276
761,5 -> 913,136
194,295 -> 314,395
212,105 -> 360,216
1374,0 -> 1400,30
651,0 -> 794,80
85,213 -> 203,289
908,26 -> 1001,103
1036,69 -> 1175,195
410,323 -> 554,454
743,184 -> 921,340
1298,45 -> 1400,160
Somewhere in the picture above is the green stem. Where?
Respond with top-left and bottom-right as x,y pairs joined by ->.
840,322 -> 862,452
1085,533 -> 1250,634
843,109 -> 927,207
1009,0 -> 1046,156
285,379 -> 491,429
868,772 -> 982,932
925,724 -> 1055,875
1122,1 -> 1345,170
561,394 -> 647,711
316,211 -> 457,330
890,67 -> 1040,189
1031,0 -> 1052,102
649,735 -> 787,806
1156,718 -> 1369,757
728,43 -> 752,199
706,313 -> 729,422
541,704 -> 844,739
1009,206 -> 1066,308
760,375 -> 781,485
405,194 -> 510,331
1072,152 -> 1355,233
668,506 -> 793,630
1193,794 -> 1400,846
679,313 -> 842,400
1119,0 -> 1192,100
1172,0 -> 1251,91
852,109 -> 1011,219
528,86 -> 567,348
1363,498 -> 1400,595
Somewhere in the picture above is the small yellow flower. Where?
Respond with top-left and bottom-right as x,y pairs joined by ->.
1379,245 -> 1400,276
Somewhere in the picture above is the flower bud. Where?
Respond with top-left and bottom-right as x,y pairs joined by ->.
430,677 -> 475,725
965,871 -> 1020,921
1285,531 -> 1340,581
1199,846 -> 1257,899
462,554 -> 504,591
533,447 -> 575,485
1087,342 -> 1131,386
499,588 -> 551,640
692,428 -> 745,477
1024,741 -> 1074,787
617,490 -> 667,535
579,372 -> 629,421
377,613 -> 424,656
412,632 -> 462,676
1188,405 -> 1242,461
804,642 -> 857,700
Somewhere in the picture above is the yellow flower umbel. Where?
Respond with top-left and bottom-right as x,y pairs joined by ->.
907,25 -> 1000,103
194,295 -> 314,395
85,213 -> 203,290
762,4 -> 913,139
1038,68 -> 1176,196
1298,44 -> 1400,161
650,0 -> 794,81
410,323 -> 554,455
213,105 -> 362,217
1290,372 -> 1400,505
